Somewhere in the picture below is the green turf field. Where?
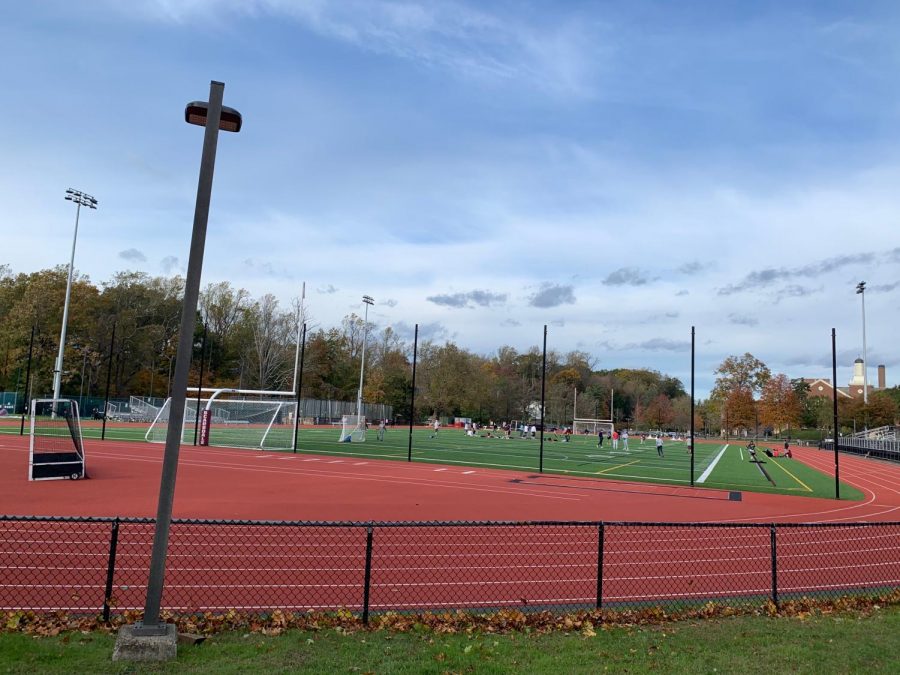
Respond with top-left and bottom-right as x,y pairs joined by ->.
1,421 -> 863,500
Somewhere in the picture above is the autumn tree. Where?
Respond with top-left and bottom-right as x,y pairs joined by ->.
724,387 -> 756,433
640,393 -> 675,429
758,374 -> 802,433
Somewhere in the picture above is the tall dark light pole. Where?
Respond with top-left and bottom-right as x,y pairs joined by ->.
856,281 -> 868,405
133,81 -> 241,637
53,189 -> 98,403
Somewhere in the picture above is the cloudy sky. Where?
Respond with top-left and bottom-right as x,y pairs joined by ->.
3,1 -> 899,395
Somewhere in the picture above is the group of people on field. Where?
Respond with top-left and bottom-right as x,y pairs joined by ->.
747,439 -> 793,461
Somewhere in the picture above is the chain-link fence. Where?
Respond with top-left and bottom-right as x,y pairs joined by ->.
1,516 -> 897,621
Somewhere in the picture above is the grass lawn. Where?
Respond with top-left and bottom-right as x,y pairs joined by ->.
1,421 -> 863,500
2,607 -> 899,673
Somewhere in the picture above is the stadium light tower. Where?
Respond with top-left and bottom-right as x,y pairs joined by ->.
856,281 -> 868,404
130,81 -> 241,643
53,189 -> 98,404
355,295 -> 374,423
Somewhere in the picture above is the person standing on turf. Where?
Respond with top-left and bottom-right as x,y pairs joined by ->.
612,429 -> 619,450
656,435 -> 664,457
430,419 -> 440,438
597,429 -> 604,448
622,430 -> 629,451
377,419 -> 386,441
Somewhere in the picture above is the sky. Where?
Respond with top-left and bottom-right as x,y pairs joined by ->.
2,0 -> 899,397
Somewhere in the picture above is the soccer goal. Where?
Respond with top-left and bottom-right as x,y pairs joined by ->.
573,418 -> 615,437
145,389 -> 297,450
339,415 -> 367,443
29,399 -> 86,481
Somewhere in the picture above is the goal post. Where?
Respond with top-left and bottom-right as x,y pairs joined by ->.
145,388 -> 297,450
339,415 -> 366,443
29,399 -> 86,481
573,418 -> 615,437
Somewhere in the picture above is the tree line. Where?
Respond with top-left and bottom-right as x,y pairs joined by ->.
1,266 -> 700,426
701,352 -> 900,436
5,267 -> 893,430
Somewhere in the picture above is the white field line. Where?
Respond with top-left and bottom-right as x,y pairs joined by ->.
697,445 -> 729,484
740,448 -> 744,461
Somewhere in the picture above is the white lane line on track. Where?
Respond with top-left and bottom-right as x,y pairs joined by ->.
83,450 -> 584,501
697,445 -> 729,484
462,471 -> 475,474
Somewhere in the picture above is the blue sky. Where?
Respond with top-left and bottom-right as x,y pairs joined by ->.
2,0 -> 900,395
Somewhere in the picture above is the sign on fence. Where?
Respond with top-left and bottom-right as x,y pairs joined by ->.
199,409 -> 212,446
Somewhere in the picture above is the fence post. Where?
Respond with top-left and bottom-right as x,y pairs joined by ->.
102,518 -> 120,622
595,523 -> 605,610
769,525 -> 778,609
362,525 -> 374,625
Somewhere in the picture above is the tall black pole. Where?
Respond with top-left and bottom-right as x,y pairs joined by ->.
408,324 -> 418,462
832,328 -> 840,500
690,326 -> 695,487
137,81 -> 231,635
292,323 -> 306,453
193,321 -> 208,446
539,325 -> 547,473
19,326 -> 35,436
101,322 -> 116,440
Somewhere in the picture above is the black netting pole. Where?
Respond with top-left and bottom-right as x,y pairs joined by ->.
102,518 -> 120,622
362,525 -> 374,624
539,325 -> 547,473
193,322 -> 207,446
595,522 -> 605,609
293,323 -> 306,453
690,326 -> 695,486
408,324 -> 418,462
19,325 -> 34,436
101,321 -> 115,441
770,524 -> 778,609
832,328 -> 840,499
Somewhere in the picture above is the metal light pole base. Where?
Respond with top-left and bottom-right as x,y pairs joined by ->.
113,623 -> 177,662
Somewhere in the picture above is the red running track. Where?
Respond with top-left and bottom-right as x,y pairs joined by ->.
2,436 -> 900,522
1,436 -> 899,615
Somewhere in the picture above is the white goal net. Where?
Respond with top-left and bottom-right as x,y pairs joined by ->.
573,418 -> 615,437
146,389 -> 297,450
339,415 -> 366,443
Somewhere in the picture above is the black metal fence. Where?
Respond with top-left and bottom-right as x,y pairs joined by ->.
1,516 -> 898,622
823,440 -> 900,463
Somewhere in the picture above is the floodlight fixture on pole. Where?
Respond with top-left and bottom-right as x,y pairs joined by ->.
355,295 -> 374,422
856,281 -> 868,405
133,81 -> 241,638
53,189 -> 98,405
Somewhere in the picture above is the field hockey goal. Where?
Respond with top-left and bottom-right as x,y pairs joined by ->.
29,399 -> 86,481
573,418 -> 615,437
339,414 -> 367,443
145,388 -> 297,451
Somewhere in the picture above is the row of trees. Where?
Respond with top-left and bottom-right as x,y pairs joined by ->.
3,267 -> 895,431
701,352 -> 900,436
0,266 -> 701,426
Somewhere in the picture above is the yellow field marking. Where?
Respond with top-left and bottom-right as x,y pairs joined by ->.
766,458 -> 813,492
597,459 -> 641,475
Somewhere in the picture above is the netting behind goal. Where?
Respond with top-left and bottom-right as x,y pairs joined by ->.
573,418 -> 615,437
146,393 -> 297,450
29,399 -> 86,480
339,415 -> 366,443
